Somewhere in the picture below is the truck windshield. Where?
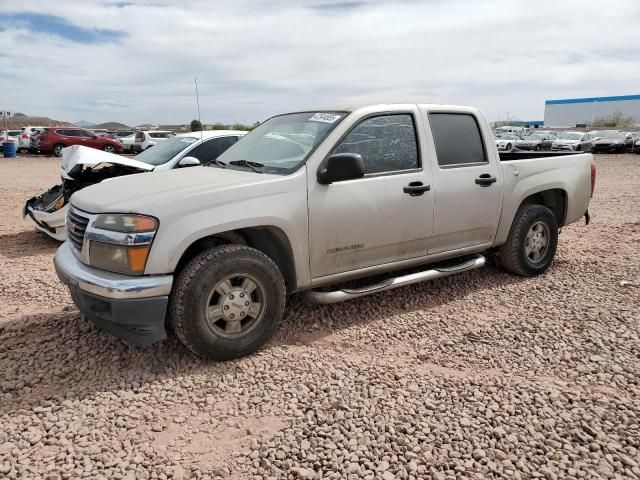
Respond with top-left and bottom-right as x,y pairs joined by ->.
134,136 -> 198,166
216,111 -> 347,174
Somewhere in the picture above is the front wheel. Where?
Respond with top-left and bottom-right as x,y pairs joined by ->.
498,204 -> 558,277
169,244 -> 286,360
103,144 -> 116,153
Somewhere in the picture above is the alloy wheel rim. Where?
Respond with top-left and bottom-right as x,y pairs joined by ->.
525,221 -> 550,263
204,273 -> 266,338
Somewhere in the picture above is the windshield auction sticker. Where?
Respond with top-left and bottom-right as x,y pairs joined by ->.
309,113 -> 342,123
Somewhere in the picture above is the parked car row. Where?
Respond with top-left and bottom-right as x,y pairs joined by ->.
2,125 -> 184,157
494,129 -> 640,153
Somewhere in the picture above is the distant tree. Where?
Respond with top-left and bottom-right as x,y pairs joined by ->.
190,119 -> 202,131
232,123 -> 254,131
592,111 -> 635,128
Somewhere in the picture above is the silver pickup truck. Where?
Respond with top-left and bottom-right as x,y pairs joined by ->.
54,104 -> 595,360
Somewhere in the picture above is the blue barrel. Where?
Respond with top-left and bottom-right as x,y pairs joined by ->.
3,142 -> 16,158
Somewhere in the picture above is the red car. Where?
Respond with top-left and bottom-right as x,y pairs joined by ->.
39,128 -> 123,157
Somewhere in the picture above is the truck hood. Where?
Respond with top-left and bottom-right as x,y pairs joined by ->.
71,166 -> 282,214
61,145 -> 154,179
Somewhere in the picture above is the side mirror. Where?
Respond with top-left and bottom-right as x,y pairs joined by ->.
178,156 -> 201,168
93,135 -> 98,139
317,153 -> 365,185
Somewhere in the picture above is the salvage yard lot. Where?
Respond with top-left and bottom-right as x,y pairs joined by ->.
0,155 -> 639,479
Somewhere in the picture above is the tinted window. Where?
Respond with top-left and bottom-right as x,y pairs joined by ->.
430,113 -> 487,167
188,136 -> 239,164
332,114 -> 419,174
81,130 -> 94,138
65,129 -> 84,137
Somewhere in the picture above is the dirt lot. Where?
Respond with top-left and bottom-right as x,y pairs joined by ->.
0,155 -> 639,480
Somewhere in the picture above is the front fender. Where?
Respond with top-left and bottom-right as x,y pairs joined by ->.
143,175 -> 310,288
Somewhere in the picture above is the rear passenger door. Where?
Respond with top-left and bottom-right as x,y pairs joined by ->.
424,111 -> 501,254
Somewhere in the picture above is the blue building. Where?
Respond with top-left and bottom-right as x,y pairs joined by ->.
544,94 -> 640,127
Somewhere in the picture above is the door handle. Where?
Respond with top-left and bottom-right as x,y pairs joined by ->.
403,181 -> 431,196
475,174 -> 497,187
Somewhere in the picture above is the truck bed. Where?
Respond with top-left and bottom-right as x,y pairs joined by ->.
499,151 -> 582,161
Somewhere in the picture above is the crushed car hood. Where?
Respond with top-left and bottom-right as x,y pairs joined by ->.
61,145 -> 154,179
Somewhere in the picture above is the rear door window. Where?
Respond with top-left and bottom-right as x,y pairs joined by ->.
332,114 -> 419,174
430,113 -> 487,167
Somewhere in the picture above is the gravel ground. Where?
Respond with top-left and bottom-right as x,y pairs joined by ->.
0,154 -> 639,480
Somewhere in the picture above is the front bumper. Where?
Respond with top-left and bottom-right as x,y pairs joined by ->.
592,144 -> 624,153
54,242 -> 173,346
24,201 -> 68,241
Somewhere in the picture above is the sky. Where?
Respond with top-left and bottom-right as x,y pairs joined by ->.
0,0 -> 638,126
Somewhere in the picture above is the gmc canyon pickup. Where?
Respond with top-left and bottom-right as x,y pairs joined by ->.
54,104 -> 595,360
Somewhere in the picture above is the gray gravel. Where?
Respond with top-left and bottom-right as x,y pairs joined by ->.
0,154 -> 639,479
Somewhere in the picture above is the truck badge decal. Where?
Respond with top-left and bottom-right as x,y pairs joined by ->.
327,243 -> 364,255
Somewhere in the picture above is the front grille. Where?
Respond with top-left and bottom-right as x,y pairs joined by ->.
67,208 -> 89,251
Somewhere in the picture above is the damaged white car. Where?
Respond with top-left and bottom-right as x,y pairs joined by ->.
24,130 -> 247,240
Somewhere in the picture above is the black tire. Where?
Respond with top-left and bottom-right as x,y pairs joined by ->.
535,145 -> 541,151
53,144 -> 65,157
169,244 -> 286,360
18,147 -> 29,154
498,204 -> 558,277
507,143 -> 512,151
103,144 -> 116,153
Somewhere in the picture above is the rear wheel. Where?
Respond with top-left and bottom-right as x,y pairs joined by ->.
498,204 -> 558,277
53,144 -> 65,157
18,147 -> 29,154
169,244 -> 286,360
103,144 -> 116,153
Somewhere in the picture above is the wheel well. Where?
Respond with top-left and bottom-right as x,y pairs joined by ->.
176,227 -> 296,291
520,189 -> 567,226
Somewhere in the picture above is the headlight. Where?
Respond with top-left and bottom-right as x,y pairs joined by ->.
90,242 -> 151,275
94,213 -> 157,233
89,214 -> 158,275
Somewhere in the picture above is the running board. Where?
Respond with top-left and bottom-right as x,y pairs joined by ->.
306,255 -> 486,304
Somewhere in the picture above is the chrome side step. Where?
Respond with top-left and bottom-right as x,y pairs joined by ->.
306,255 -> 486,304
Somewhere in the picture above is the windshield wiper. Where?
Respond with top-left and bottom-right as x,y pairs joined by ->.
228,159 -> 264,173
206,159 -> 227,168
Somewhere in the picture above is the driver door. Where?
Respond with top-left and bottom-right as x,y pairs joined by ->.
307,112 -> 434,279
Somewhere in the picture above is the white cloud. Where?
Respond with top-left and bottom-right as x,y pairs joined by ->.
1,0 -> 638,125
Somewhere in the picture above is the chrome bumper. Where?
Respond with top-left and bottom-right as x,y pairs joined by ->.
54,242 -> 173,300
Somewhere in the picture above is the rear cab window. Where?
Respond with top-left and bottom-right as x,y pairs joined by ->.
429,113 -> 488,167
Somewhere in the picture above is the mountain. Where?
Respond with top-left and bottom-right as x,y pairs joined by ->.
75,120 -> 95,127
3,116 -> 76,129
